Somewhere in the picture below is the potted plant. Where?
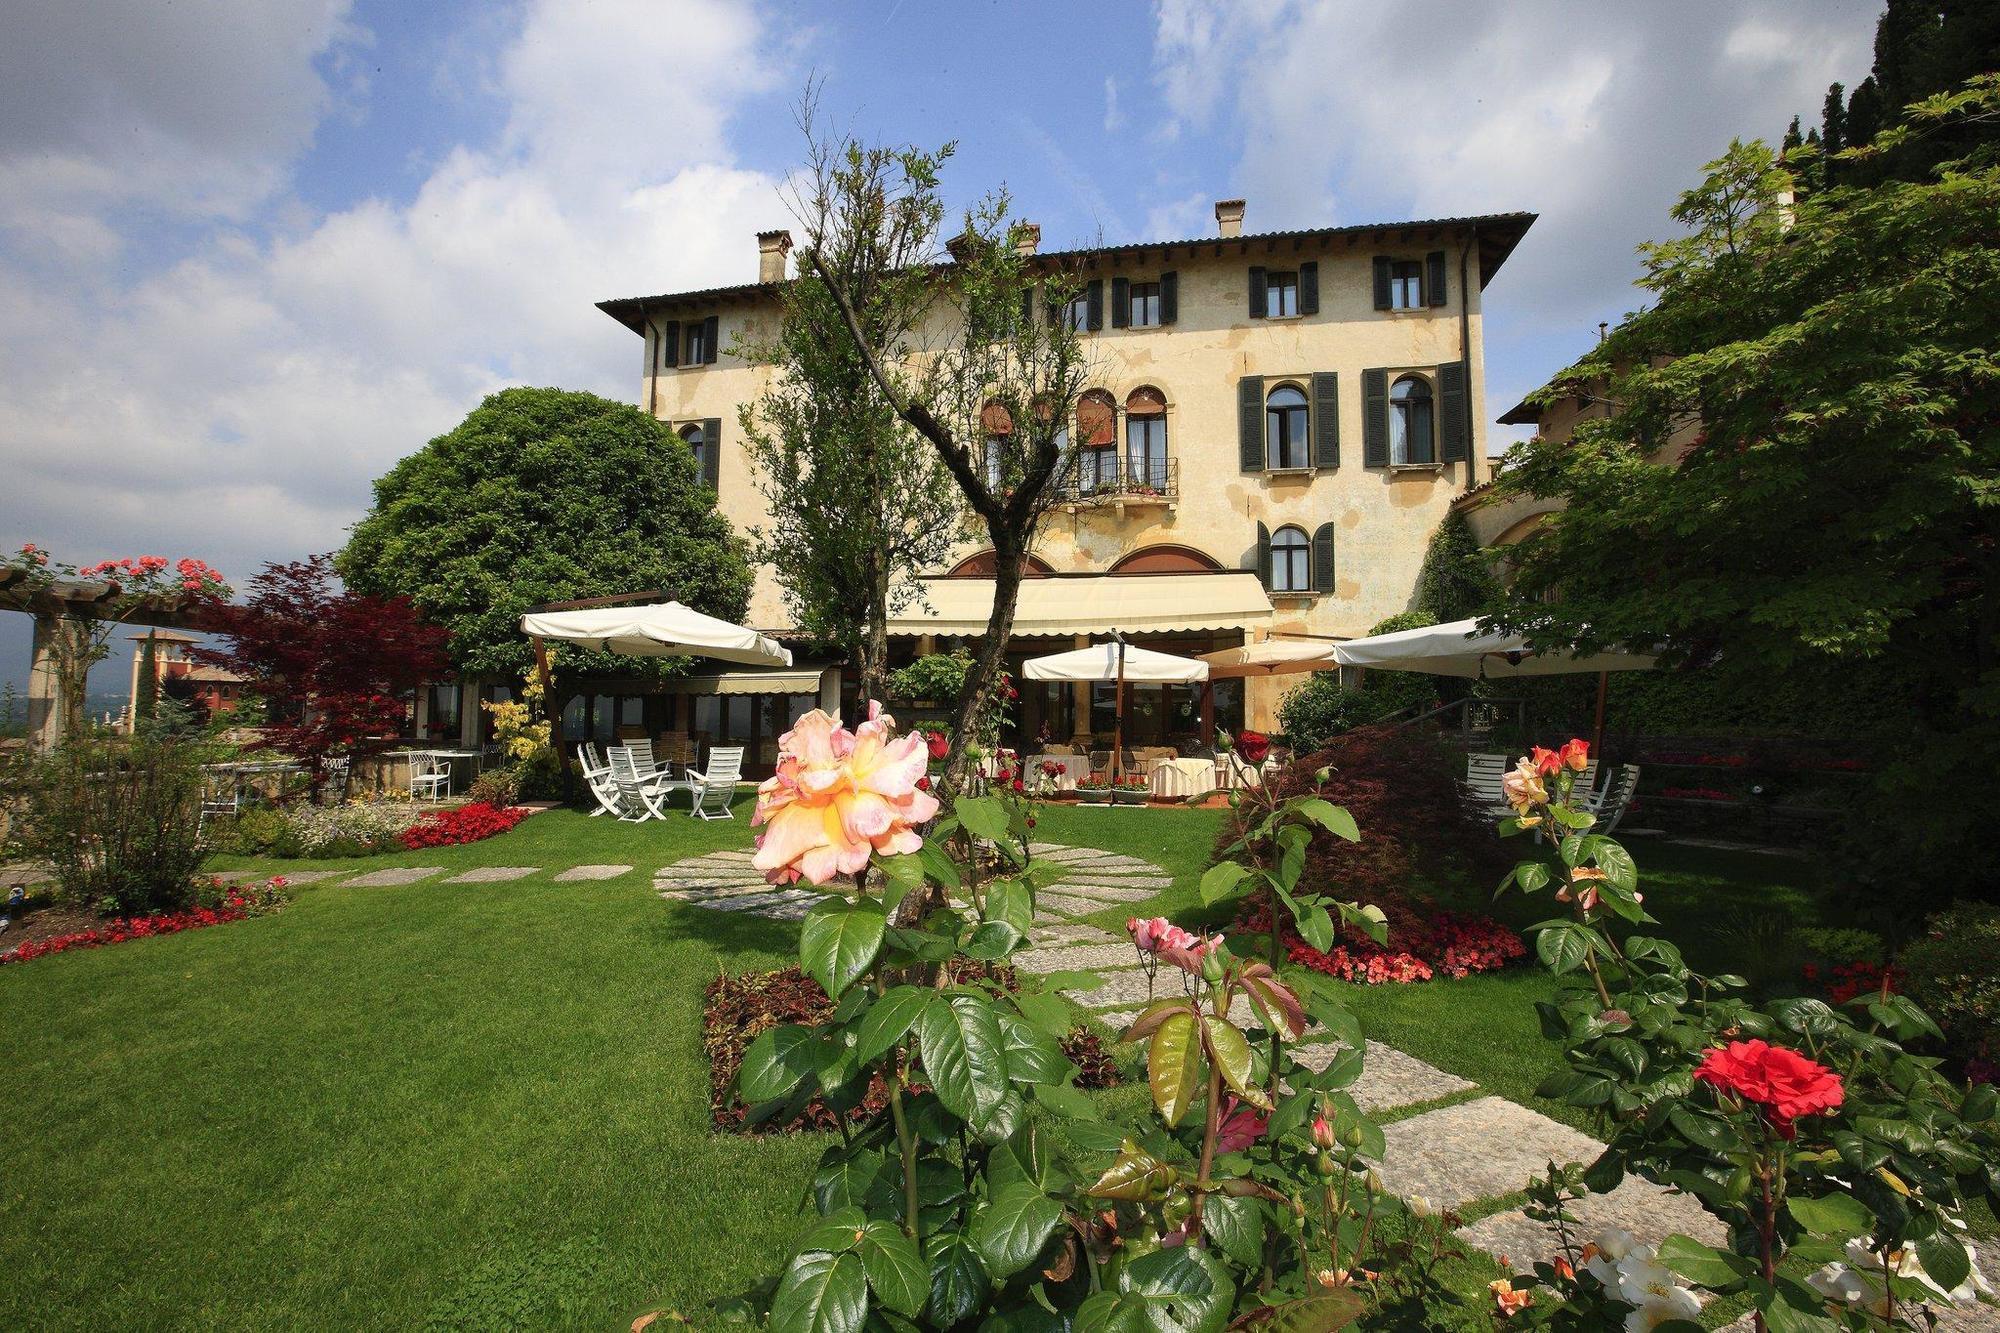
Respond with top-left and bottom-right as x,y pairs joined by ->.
1113,774 -> 1150,805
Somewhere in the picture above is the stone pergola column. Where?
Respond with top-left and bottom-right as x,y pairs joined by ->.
26,613 -> 62,752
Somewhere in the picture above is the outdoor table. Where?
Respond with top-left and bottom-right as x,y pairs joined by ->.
213,760 -> 303,804
1215,755 -> 1272,790
1149,757 -> 1218,799
1028,753 -> 1083,791
393,748 -> 482,796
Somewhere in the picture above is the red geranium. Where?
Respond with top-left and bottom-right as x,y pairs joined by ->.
1692,1039 -> 1844,1137
401,801 -> 530,849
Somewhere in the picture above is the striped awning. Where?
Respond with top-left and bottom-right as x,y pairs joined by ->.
888,572 -> 1272,638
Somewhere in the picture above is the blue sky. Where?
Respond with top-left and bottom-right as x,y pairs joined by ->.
0,0 -> 1880,694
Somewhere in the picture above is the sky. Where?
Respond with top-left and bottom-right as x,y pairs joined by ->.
0,0 -> 1879,696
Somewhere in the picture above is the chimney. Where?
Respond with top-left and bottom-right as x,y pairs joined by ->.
1214,198 -> 1245,238
756,229 -> 793,283
1013,222 -> 1041,257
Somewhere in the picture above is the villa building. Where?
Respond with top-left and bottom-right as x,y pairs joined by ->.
592,200 -> 1535,762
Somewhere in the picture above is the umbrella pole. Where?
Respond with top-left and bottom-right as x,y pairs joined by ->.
1111,636 -> 1126,788
1591,669 -> 1609,760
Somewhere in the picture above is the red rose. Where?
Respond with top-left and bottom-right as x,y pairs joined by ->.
916,776 -> 931,792
926,730 -> 949,760
1237,730 -> 1270,763
1693,1039 -> 1843,1137
1531,745 -> 1563,776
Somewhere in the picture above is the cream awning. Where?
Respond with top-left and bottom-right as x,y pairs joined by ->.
888,573 -> 1272,638
658,670 -> 825,696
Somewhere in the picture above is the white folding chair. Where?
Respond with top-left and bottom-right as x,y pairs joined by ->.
579,743 -> 621,817
1586,764 -> 1642,833
608,747 -> 668,822
408,752 -> 451,802
687,746 -> 743,821
199,765 -> 241,829
626,738 -> 668,784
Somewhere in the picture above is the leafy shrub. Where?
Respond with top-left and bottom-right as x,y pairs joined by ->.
886,649 -> 973,703
1901,901 -> 2000,1064
11,734 -> 212,914
1275,677 -> 1392,753
279,800 -> 421,857
401,802 -> 530,849
466,766 -> 520,809
207,806 -> 288,856
1797,925 -> 1884,968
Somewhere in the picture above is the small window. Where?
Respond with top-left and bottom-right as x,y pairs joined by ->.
1265,385 -> 1310,469
1270,525 -> 1311,593
983,437 -> 1006,490
683,322 -> 709,363
1125,388 -> 1168,488
680,422 -> 706,472
1265,271 -> 1299,318
1391,375 -> 1435,464
1061,291 -> 1091,333
1388,260 -> 1424,310
1128,281 -> 1160,328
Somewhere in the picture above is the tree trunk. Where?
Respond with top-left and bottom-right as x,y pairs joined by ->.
857,558 -> 893,705
940,533 -> 1026,797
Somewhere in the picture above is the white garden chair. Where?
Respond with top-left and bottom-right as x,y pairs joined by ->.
1585,764 -> 1642,833
408,751 -> 451,802
199,765 -> 241,828
688,746 -> 743,821
626,738 -> 670,784
608,747 -> 670,822
579,743 -> 620,817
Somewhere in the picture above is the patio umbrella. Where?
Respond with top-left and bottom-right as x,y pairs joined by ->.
519,602 -> 792,667
1023,638 -> 1207,785
1332,617 -> 1656,755
1198,638 -> 1340,678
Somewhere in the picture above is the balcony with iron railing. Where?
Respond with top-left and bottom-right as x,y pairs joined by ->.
1052,453 -> 1178,507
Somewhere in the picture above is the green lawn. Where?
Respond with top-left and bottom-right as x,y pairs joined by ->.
0,800 -> 1834,1329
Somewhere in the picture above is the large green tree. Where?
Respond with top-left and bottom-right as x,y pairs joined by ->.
1494,81 -> 2000,902
341,387 -> 754,679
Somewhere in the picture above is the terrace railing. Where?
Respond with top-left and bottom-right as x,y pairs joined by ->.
1053,454 -> 1178,505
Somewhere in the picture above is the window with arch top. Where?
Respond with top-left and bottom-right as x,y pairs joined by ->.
1074,389 -> 1117,490
679,421 -> 706,470
1265,384 -> 1310,469
980,400 -> 1012,490
1269,525 -> 1310,593
1124,386 -> 1168,488
1390,374 -> 1435,465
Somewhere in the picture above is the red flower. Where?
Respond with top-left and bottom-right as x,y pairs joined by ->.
916,776 -> 931,792
925,730 -> 949,761
1693,1039 -> 1843,1137
1236,730 -> 1270,764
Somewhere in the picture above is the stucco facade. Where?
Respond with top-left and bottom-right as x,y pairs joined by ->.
600,202 -> 1535,733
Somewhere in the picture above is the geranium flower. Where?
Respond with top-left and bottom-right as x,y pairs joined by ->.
752,703 -> 941,885
1692,1039 -> 1844,1137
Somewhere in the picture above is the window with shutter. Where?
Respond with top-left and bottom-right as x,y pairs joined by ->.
702,315 -> 719,364
702,418 -> 722,487
1439,360 -> 1470,462
1086,279 -> 1103,331
1159,271 -> 1178,325
1427,250 -> 1448,307
1255,522 -> 1272,590
1312,523 -> 1335,594
1298,261 -> 1319,315
1248,266 -> 1266,319
1237,376 -> 1265,472
659,320 -> 680,369
1128,280 -> 1160,327
1310,371 -> 1339,468
1362,368 -> 1389,466
1388,261 -> 1423,309
1111,276 -> 1130,328
1372,257 -> 1392,310
1270,525 -> 1310,592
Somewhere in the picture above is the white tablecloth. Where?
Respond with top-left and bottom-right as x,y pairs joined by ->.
1028,753 -> 1085,791
1150,757 -> 1219,798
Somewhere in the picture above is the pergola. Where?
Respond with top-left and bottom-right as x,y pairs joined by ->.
0,567 -> 214,751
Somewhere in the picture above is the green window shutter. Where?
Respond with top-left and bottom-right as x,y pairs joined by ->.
1310,371 -> 1339,468
1426,250 -> 1448,307
1159,271 -> 1178,325
1237,376 -> 1266,472
1110,276 -> 1130,328
702,417 -> 722,488
1312,523 -> 1335,594
1086,279 -> 1103,331
702,315 -> 720,364
1248,266 -> 1266,319
1298,260 -> 1319,315
1255,522 -> 1272,590
1439,361 -> 1470,462
1371,256 -> 1392,310
660,320 -> 680,369
1362,368 -> 1389,466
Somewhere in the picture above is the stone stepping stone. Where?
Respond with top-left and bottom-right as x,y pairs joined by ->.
445,866 -> 538,884
654,870 -> 765,886
1459,1176 -> 1729,1274
1060,967 -> 1188,1011
1029,844 -> 1095,859
1063,871 -> 1174,888
1377,1097 -> 1603,1213
1291,1041 -> 1476,1114
1048,881 -> 1161,903
1013,943 -> 1143,974
1062,854 -> 1151,870
342,866 -> 445,887
1037,892 -> 1124,917
1029,923 -> 1121,948
661,882 -> 799,902
686,889 -> 819,918
707,850 -> 756,863
266,870 -> 343,884
554,864 -> 632,882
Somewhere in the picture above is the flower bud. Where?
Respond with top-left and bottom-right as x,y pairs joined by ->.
1200,947 -> 1226,985
1341,1124 -> 1364,1150
1408,1194 -> 1433,1219
1365,1169 -> 1385,1195
1311,1116 -> 1336,1150
1316,1153 -> 1338,1177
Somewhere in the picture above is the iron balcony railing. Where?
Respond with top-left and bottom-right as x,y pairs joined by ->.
1052,453 -> 1178,503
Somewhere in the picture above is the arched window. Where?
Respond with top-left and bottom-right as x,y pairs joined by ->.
1125,387 -> 1167,489
1390,375 -> 1434,464
981,401 -> 1012,490
1265,385 -> 1310,469
1270,525 -> 1310,593
679,421 -> 706,472
1074,390 -> 1117,491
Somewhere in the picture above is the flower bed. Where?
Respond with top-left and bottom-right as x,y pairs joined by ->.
400,802 -> 531,849
1,875 -> 291,966
1236,898 -> 1525,985
704,963 -> 1117,1133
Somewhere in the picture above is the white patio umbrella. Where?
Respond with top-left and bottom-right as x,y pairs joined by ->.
1332,616 -> 1656,755
1023,637 -> 1206,785
1198,638 -> 1340,679
519,602 -> 792,667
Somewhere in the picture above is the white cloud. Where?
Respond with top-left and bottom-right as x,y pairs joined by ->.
1104,76 -> 1125,134
0,0 -> 791,585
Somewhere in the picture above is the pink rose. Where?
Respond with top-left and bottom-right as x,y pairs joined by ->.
751,703 -> 940,885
